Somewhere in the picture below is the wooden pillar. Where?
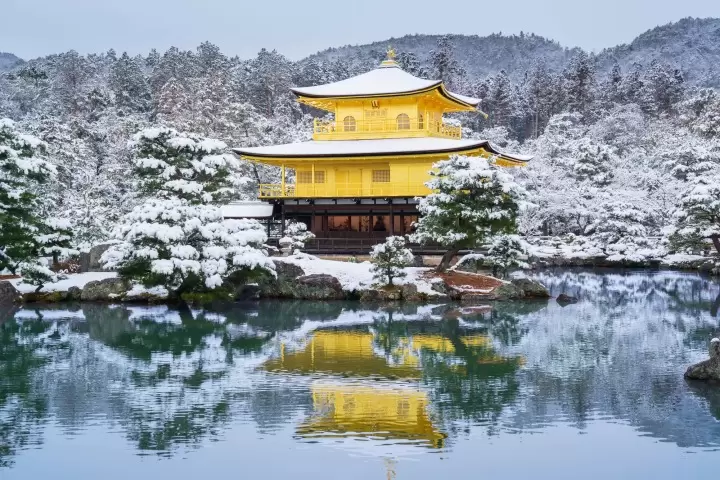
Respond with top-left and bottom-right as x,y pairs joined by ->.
389,201 -> 395,235
281,163 -> 286,196
311,162 -> 315,196
280,202 -> 286,237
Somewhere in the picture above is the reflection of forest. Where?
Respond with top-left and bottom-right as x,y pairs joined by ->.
511,270 -> 720,447
2,271 -> 720,466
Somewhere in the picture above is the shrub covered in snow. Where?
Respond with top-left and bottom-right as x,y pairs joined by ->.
411,154 -> 523,271
369,236 -> 415,286
102,128 -> 273,300
486,235 -> 529,278
131,126 -> 247,203
669,168 -> 720,264
0,119 -> 76,291
279,220 -> 315,252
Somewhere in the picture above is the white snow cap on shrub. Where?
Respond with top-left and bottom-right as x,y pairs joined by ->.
370,236 -> 415,286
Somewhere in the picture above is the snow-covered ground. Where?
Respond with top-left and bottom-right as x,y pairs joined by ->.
276,253 -> 442,296
525,235 -> 712,268
9,272 -> 117,293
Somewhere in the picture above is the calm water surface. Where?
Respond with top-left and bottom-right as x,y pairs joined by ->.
2,270 -> 720,479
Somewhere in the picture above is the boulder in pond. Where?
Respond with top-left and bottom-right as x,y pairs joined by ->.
81,278 -> 129,301
557,293 -> 579,306
67,286 -> 82,301
684,338 -> 720,382
294,274 -> 345,300
0,281 -> 21,305
0,281 -> 21,319
258,261 -> 306,298
510,277 -> 551,298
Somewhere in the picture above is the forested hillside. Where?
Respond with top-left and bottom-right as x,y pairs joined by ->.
0,17 -> 718,263
304,33 -> 580,81
0,52 -> 23,72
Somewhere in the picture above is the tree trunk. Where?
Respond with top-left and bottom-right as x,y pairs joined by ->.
435,248 -> 460,273
712,234 -> 720,255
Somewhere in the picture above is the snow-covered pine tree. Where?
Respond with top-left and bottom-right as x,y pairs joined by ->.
563,51 -> 597,118
109,52 -> 151,113
369,236 -> 415,286
486,235 -> 529,278
680,88 -> 720,138
245,49 -> 295,117
279,221 -> 315,252
101,127 -> 273,300
396,52 -> 427,78
572,138 -> 615,186
0,119 -> 73,290
669,168 -> 720,262
484,70 -> 518,132
429,35 -> 464,89
639,60 -> 684,116
411,154 -> 523,272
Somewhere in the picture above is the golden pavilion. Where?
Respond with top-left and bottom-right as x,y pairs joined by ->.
233,48 -> 530,253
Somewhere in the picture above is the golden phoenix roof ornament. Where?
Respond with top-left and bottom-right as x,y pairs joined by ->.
381,46 -> 398,67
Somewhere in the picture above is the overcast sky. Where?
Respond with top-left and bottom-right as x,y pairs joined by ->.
2,0 -> 718,60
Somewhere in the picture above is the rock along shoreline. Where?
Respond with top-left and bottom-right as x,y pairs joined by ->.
1,258 -> 551,306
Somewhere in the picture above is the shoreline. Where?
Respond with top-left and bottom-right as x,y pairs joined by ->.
3,256 -> 716,309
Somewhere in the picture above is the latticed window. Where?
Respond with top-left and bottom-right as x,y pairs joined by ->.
343,116 -> 356,132
372,169 -> 390,183
364,109 -> 387,118
396,113 -> 410,130
297,171 -> 325,184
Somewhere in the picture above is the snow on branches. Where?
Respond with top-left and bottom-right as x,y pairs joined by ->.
411,154 -> 524,271
131,126 -> 248,204
279,220 -> 315,252
103,128 -> 273,299
102,199 -> 273,293
369,236 -> 415,286
670,168 -> 720,258
486,235 -> 529,278
0,118 -> 74,290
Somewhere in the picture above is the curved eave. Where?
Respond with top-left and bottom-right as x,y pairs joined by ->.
233,143 -> 531,166
292,83 -> 479,112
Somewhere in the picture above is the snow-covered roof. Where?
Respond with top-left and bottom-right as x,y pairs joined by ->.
221,201 -> 274,218
291,64 -> 480,107
234,138 -> 531,163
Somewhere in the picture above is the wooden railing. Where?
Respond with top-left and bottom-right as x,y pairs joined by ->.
259,184 -> 296,198
313,118 -> 461,140
258,182 -> 431,199
279,237 -> 449,255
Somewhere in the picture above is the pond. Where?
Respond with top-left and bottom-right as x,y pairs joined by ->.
1,270 -> 720,479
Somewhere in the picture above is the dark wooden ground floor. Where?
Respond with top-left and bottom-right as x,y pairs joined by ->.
263,198 -> 445,254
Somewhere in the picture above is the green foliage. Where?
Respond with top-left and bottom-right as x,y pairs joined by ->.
370,236 -> 414,286
0,119 -> 74,290
486,235 -> 529,279
412,155 -> 523,256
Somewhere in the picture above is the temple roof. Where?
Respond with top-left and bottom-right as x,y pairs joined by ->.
291,63 -> 481,108
220,201 -> 273,218
233,137 -> 532,163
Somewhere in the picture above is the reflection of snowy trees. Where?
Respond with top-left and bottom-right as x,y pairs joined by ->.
2,271 -> 720,464
498,270 -> 720,447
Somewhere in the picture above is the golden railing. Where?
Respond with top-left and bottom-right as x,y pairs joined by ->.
313,118 -> 462,140
258,182 -> 431,198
